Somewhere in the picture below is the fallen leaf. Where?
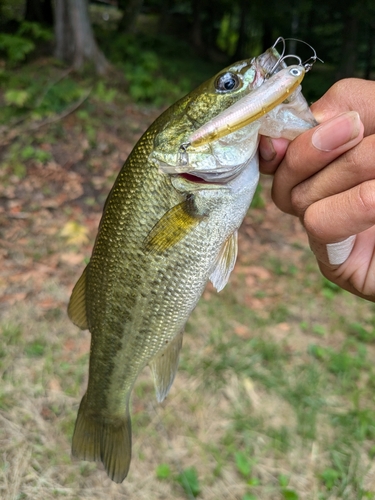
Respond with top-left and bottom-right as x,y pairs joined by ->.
60,221 -> 89,246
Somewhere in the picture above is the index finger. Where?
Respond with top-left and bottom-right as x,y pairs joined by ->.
311,78 -> 375,136
272,111 -> 364,215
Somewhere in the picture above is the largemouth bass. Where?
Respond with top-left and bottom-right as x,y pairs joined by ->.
68,45 -> 316,483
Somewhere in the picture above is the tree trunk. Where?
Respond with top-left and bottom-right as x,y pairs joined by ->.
158,0 -> 171,34
364,24 -> 375,79
233,0 -> 248,60
335,14 -> 358,79
25,0 -> 53,25
191,0 -> 203,49
117,0 -> 143,33
54,0 -> 110,75
261,20 -> 273,53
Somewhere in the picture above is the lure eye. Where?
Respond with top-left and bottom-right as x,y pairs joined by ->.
215,72 -> 241,93
289,67 -> 302,77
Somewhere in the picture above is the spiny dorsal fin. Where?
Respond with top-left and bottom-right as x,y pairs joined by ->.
209,230 -> 238,292
143,198 -> 203,254
68,267 -> 88,330
149,331 -> 183,403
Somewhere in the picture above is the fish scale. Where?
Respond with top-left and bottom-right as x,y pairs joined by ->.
68,46 -> 316,483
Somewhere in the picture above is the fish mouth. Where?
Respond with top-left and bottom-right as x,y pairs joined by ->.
178,173 -> 233,186
177,161 -> 250,183
179,173 -> 211,183
158,155 -> 253,184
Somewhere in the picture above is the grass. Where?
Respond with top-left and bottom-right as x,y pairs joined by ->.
3,202 -> 375,499
1,57 -> 375,499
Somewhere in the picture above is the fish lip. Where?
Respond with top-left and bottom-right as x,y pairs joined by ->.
176,173 -> 224,185
159,159 -> 251,184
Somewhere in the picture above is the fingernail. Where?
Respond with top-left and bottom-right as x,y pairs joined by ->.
259,137 -> 276,161
312,111 -> 361,152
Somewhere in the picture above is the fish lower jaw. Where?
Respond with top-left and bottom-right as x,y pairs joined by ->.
178,173 -> 216,184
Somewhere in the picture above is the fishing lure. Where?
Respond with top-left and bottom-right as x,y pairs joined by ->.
183,37 -> 322,150
187,63 -> 305,148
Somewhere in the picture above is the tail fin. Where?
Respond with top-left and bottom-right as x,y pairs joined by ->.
72,395 -> 132,483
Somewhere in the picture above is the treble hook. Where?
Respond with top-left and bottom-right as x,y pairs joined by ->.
284,37 -> 324,72
268,36 -> 323,76
272,36 -> 286,59
267,37 -> 286,76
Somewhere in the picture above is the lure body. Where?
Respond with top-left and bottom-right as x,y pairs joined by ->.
188,65 -> 305,148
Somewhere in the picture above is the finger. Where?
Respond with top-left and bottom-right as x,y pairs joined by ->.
304,180 -> 375,241
258,136 -> 289,175
304,180 -> 375,267
291,133 -> 375,215
272,111 -> 364,215
311,78 -> 375,136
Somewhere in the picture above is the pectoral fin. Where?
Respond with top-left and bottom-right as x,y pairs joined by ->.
149,331 -> 183,403
209,230 -> 238,292
68,267 -> 88,329
143,198 -> 203,254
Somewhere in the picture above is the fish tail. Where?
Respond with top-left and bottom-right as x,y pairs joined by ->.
72,394 -> 132,483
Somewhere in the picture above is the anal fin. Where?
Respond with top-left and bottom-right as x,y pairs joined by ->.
209,230 -> 238,292
68,266 -> 88,329
149,331 -> 183,403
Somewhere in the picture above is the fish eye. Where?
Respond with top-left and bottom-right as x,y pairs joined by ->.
215,72 -> 241,93
289,67 -> 302,77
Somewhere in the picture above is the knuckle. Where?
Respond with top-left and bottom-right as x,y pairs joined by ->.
290,185 -> 307,215
356,182 -> 375,214
328,78 -> 359,101
303,204 -> 321,238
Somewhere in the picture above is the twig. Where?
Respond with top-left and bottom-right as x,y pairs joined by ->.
34,66 -> 74,108
0,87 -> 92,147
29,87 -> 92,130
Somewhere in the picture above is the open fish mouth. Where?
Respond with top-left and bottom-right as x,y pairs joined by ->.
158,158 -> 252,183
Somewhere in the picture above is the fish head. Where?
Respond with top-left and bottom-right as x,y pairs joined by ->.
150,56 -> 269,182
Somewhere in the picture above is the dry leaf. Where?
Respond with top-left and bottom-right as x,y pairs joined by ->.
60,221 -> 89,246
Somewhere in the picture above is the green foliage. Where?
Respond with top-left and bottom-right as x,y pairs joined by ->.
97,32 -> 221,106
17,21 -> 52,42
4,88 -> 30,106
348,322 -> 375,343
250,183 -> 265,209
24,340 -> 46,357
282,489 -> 299,500
312,324 -> 326,337
94,81 -> 117,104
279,475 -> 299,499
319,468 -> 341,491
155,463 -> 171,480
0,22 -> 52,65
0,66 -> 89,126
321,277 -> 341,299
234,451 -> 252,478
176,467 -> 201,498
0,33 -> 35,64
331,408 -> 375,441
20,145 -> 52,163
1,323 -> 22,344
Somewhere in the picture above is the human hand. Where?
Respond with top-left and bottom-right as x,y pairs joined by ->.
258,78 -> 375,301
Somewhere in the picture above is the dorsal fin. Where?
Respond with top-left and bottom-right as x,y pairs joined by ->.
149,331 -> 183,403
143,198 -> 203,254
209,230 -> 238,292
68,267 -> 88,330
